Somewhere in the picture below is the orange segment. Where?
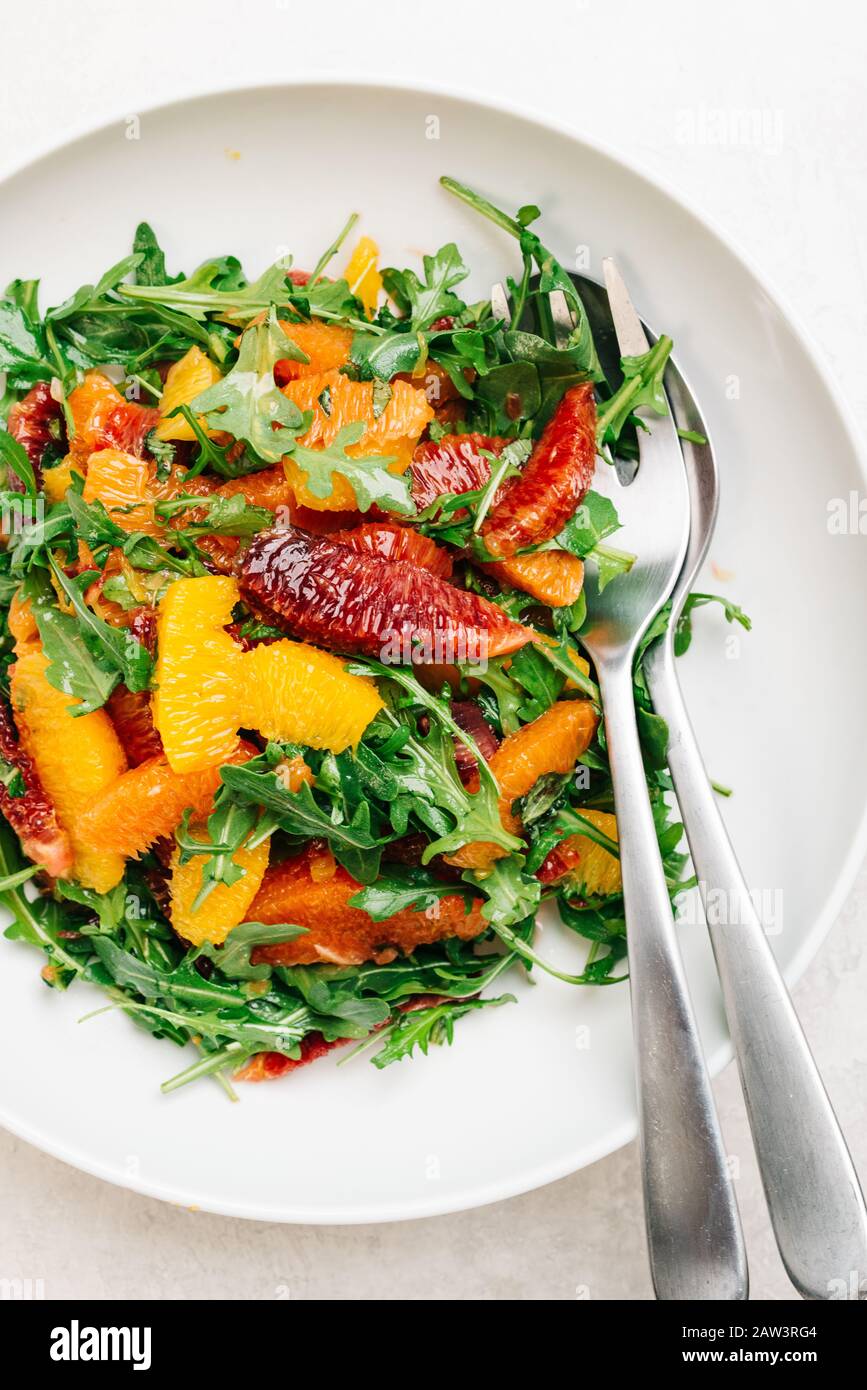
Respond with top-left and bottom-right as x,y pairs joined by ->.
42,456 -> 83,503
79,755 -> 232,860
276,320 -> 353,381
152,576 -> 244,773
155,346 -> 223,441
482,551 -> 585,607
537,809 -> 621,897
67,371 -> 124,462
282,370 -> 433,510
247,847 -> 486,966
7,591 -> 38,649
169,832 -> 271,947
152,575 -> 384,771
343,236 -> 382,317
240,639 -> 383,753
10,645 -> 127,891
446,700 -> 598,870
82,448 -> 161,534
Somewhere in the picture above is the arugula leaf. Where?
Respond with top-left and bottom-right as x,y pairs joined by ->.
587,542 -> 635,593
370,994 -> 514,1068
350,866 -> 476,920
556,490 -> 621,557
27,575 -> 120,714
218,762 -> 385,883
189,310 -> 308,462
132,222 -> 177,288
47,555 -> 152,693
155,491 -> 273,539
0,427 -> 37,495
595,336 -> 673,448
463,857 -> 542,928
120,256 -> 321,327
439,178 -> 602,380
288,422 -> 414,516
175,797 -> 269,910
47,254 -> 142,324
0,290 -> 52,388
197,920 -> 308,982
674,592 -> 752,657
382,243 -> 469,330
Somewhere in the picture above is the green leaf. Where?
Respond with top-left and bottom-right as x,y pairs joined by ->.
189,309 -> 308,462
0,427 -> 37,496
674,592 -> 752,657
47,555 -> 153,693
155,490 -> 273,539
119,256 -> 305,326
463,857 -> 542,928
556,490 -> 621,557
47,254 -> 142,324
199,920 -> 308,982
219,764 -> 385,881
596,336 -> 673,448
132,222 -> 177,287
382,242 -> 469,331
350,866 -> 475,921
370,994 -> 514,1069
29,579 -> 119,714
288,422 -> 414,516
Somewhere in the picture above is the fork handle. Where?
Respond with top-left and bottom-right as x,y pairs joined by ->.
645,639 -> 867,1299
598,655 -> 747,1300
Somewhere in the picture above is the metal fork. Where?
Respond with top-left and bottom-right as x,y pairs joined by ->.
643,345 -> 867,1300
492,270 -> 748,1298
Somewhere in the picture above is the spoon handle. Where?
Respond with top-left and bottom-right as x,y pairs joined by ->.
645,638 -> 867,1300
598,655 -> 747,1300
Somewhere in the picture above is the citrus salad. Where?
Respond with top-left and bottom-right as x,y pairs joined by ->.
0,178 -> 747,1092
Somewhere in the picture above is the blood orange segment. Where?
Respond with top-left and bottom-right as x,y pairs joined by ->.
446,699 -> 598,870
66,371 -> 158,462
482,550 -> 585,606
410,433 -> 508,510
154,346 -> 222,441
101,399 -> 160,456
343,235 -> 382,317
282,370 -> 433,510
481,383 -> 597,558
106,685 -> 163,765
152,576 -> 244,773
239,526 -> 534,662
169,832 -> 270,947
536,808 -> 621,896
240,639 -> 383,753
10,644 -> 128,891
247,846 -> 486,966
6,381 -> 62,487
332,522 -> 453,578
82,448 -> 161,534
0,700 -> 72,878
275,320 -> 353,383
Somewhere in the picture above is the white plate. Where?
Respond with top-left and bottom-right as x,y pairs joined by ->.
1,81 -> 865,1223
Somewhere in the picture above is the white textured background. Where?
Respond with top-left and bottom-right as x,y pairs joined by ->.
1,0 -> 865,1300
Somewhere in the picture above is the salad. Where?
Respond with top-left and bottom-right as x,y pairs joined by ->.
0,178 -> 748,1093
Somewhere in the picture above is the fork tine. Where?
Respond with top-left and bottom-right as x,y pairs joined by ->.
602,256 -> 650,357
490,281 -> 510,325
547,289 -> 574,349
